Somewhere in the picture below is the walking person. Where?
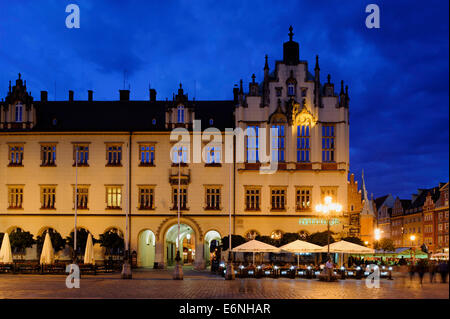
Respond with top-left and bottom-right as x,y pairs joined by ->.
416,259 -> 427,285
429,260 -> 437,283
408,262 -> 416,281
325,258 -> 334,281
438,261 -> 449,283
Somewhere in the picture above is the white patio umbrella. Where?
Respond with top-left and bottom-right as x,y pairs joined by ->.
280,240 -> 323,267
83,233 -> 95,265
40,232 -> 54,265
0,233 -> 13,264
321,240 -> 374,254
232,240 -> 281,264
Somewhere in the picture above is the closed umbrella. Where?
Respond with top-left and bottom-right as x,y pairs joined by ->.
40,232 -> 55,265
280,240 -> 323,267
0,233 -> 13,264
84,233 -> 95,265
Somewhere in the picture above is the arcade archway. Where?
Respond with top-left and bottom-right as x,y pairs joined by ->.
164,224 -> 195,266
138,230 -> 156,268
204,230 -> 221,266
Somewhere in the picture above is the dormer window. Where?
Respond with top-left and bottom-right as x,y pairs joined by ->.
209,118 -> 214,126
177,105 -> 185,123
15,103 -> 23,122
287,83 -> 295,96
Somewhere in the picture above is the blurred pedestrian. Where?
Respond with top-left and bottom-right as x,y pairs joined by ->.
438,261 -> 448,283
408,262 -> 415,281
416,259 -> 428,285
429,260 -> 437,283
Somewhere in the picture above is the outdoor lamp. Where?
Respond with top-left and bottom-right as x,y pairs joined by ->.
374,228 -> 381,241
410,235 -> 416,241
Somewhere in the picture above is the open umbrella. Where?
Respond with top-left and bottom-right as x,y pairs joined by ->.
280,240 -> 323,267
321,240 -> 374,254
84,233 -> 95,265
0,233 -> 13,264
232,240 -> 281,264
40,232 -> 55,265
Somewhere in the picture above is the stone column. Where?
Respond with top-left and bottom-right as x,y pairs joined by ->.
155,241 -> 165,269
194,242 -> 205,270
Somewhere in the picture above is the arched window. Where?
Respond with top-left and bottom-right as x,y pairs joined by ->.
287,83 -> 295,96
271,125 -> 285,162
177,105 -> 185,123
15,103 -> 23,122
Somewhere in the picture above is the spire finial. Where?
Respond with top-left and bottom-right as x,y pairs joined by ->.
327,74 -> 331,84
340,80 -> 344,94
251,73 -> 256,83
315,55 -> 319,70
179,83 -> 182,89
18,73 -> 21,79
264,54 -> 269,70
288,25 -> 294,41
239,79 -> 243,94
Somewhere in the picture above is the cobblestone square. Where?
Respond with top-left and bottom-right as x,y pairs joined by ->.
0,268 -> 448,299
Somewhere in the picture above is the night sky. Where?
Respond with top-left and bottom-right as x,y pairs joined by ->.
0,1 -> 448,199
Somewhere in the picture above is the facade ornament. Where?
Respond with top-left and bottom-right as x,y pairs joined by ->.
292,98 -> 317,127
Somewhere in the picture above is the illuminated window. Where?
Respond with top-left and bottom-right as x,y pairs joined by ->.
73,186 -> 89,210
206,146 -> 221,164
271,125 -> 285,162
296,187 -> 312,211
140,143 -> 155,165
271,230 -> 283,240
297,125 -> 310,162
322,124 -> 335,162
40,186 -> 56,209
106,144 -> 122,166
246,126 -> 259,162
8,186 -> 23,209
245,187 -> 261,211
106,186 -> 122,209
41,144 -> 56,166
271,187 -> 286,210
205,187 -> 221,210
320,187 -> 338,202
8,144 -> 24,166
139,186 -> 155,210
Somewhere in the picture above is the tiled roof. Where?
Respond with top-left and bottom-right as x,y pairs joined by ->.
28,100 -> 235,132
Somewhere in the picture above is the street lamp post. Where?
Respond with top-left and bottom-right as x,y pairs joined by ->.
73,147 -> 78,264
225,161 -> 235,280
315,196 -> 342,259
410,235 -> 416,264
121,139 -> 132,279
173,148 -> 183,280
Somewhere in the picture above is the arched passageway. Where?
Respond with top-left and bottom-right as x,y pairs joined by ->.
138,230 -> 156,268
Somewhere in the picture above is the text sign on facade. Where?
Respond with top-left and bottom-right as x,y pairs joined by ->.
298,218 -> 340,226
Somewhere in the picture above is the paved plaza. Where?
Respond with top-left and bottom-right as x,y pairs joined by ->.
0,268 -> 448,299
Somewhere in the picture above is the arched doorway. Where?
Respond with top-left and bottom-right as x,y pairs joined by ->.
164,224 -> 195,266
138,230 -> 155,268
204,230 -> 221,266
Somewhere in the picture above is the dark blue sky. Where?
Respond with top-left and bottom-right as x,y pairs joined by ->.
0,0 -> 448,199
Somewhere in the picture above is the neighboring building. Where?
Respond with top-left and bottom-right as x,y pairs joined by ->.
358,171 -> 376,247
422,188 -> 440,251
434,182 -> 449,252
375,194 -> 394,240
391,197 -> 411,248
0,27 -> 352,267
347,173 -> 363,237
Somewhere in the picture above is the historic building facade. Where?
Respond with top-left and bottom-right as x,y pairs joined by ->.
0,27 -> 352,268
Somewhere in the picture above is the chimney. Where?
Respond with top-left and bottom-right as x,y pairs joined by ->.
41,91 -> 48,102
120,89 -> 130,101
88,90 -> 93,101
69,90 -> 74,101
150,89 -> 157,102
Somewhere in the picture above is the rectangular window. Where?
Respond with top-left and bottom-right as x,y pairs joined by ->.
320,187 -> 338,203
271,125 -> 285,162
139,144 -> 155,165
15,103 -> 23,122
206,146 -> 221,164
296,187 -> 312,211
106,144 -> 122,166
287,83 -> 295,96
246,126 -> 259,162
205,187 -> 221,210
172,145 -> 188,164
74,186 -> 89,210
73,144 -> 89,166
177,106 -> 185,123
40,186 -> 56,209
138,186 -> 154,210
41,144 -> 56,166
172,187 -> 187,210
245,187 -> 261,211
297,125 -> 310,162
322,124 -> 335,162
8,186 -> 23,209
8,144 -> 24,166
271,187 -> 286,210
106,186 -> 122,209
